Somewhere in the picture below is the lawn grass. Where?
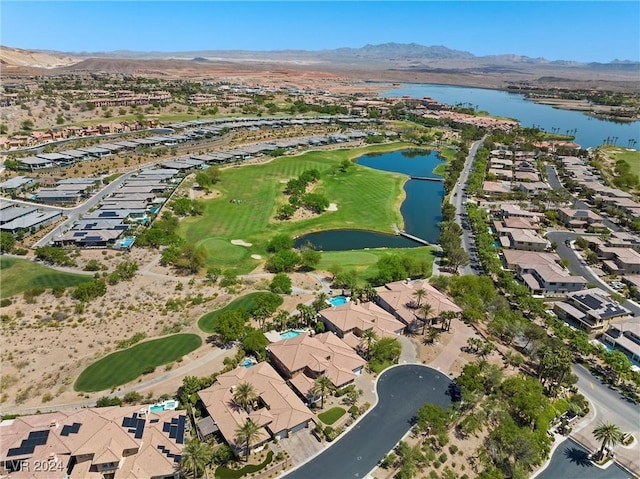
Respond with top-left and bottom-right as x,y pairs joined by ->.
179,143 -> 416,274
198,292 -> 282,333
74,333 -> 202,392
318,406 -> 346,425
0,257 -> 93,299
215,450 -> 273,479
317,246 -> 436,284
432,147 -> 457,176
608,146 -> 640,175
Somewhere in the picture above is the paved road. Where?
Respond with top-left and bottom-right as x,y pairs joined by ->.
536,438 -> 631,479
534,364 -> 639,478
282,364 -> 453,479
450,136 -> 487,276
571,364 -> 640,471
545,231 -> 640,316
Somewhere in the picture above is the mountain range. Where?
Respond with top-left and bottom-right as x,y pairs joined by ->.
1,43 -> 638,92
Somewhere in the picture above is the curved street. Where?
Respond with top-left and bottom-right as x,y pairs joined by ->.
282,364 -> 453,479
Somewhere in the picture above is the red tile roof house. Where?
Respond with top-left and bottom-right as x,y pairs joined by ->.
557,208 -> 605,229
0,405 -> 186,479
318,301 -> 406,343
197,362 -> 314,456
267,332 -> 366,404
375,280 -> 461,332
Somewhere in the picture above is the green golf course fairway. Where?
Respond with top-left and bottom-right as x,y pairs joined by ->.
0,257 -> 93,299
179,143 -> 416,273
74,334 -> 202,392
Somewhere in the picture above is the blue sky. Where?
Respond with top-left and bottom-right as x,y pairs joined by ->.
2,1 -> 638,63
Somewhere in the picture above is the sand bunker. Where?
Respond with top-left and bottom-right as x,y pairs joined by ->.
231,239 -> 253,247
327,203 -> 338,211
251,254 -> 262,260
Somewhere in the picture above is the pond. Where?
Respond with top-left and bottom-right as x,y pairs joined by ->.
295,149 -> 444,251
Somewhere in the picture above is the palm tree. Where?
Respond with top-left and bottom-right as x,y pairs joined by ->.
359,328 -> 378,360
440,310 -> 457,332
419,303 -> 433,335
424,327 -> 440,345
234,419 -> 262,462
413,288 -> 426,308
363,284 -> 378,302
233,382 -> 257,414
181,438 -> 213,479
592,422 -> 624,460
311,374 -> 335,409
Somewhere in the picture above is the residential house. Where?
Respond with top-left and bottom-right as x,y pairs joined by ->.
598,246 -> 640,275
267,332 -> 366,403
197,363 -> 314,455
500,228 -> 549,251
0,405 -> 186,479
318,301 -> 405,342
557,208 -> 605,229
601,319 -> 640,366
375,280 -> 461,331
502,249 -> 588,296
553,288 -> 631,334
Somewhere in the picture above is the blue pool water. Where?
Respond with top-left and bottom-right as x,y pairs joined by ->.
148,206 -> 160,214
280,330 -> 302,340
149,399 -> 178,412
328,296 -> 348,307
120,237 -> 135,248
241,358 -> 255,368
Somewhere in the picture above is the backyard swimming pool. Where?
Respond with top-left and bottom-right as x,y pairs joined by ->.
327,296 -> 348,307
148,399 -> 178,413
280,330 -> 302,340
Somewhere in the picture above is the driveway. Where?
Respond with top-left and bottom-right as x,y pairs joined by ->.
282,364 -> 452,479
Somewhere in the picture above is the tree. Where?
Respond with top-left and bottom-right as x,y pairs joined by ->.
419,303 -> 433,335
20,119 -> 34,130
299,248 -> 321,271
369,337 -> 401,367
0,232 -> 15,253
413,288 -> 426,308
296,303 -> 317,327
311,374 -> 335,409
269,273 -> 292,294
592,422 -> 624,460
359,329 -> 378,360
234,419 -> 262,462
416,403 -> 449,436
277,204 -> 296,219
266,233 -> 294,253
604,350 -> 632,384
214,310 -> 247,344
233,382 -> 257,414
195,171 -> 213,191
266,249 -> 300,273
440,310 -> 457,332
242,329 -> 269,359
181,438 -> 213,479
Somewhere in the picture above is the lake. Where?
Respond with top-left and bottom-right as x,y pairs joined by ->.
295,149 -> 444,251
381,83 -> 640,149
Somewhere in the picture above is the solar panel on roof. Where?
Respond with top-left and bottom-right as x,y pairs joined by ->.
176,415 -> 186,444
134,419 -> 145,439
61,422 -> 82,435
163,422 -> 171,433
169,426 -> 177,439
122,417 -> 133,428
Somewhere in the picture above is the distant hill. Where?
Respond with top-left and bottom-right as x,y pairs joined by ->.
2,42 -> 638,68
0,45 -> 78,68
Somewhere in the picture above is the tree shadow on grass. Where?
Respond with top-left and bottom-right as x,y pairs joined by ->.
563,446 -> 593,467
